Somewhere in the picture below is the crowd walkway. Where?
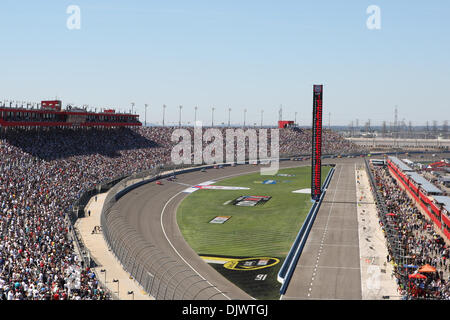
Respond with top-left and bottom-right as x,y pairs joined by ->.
75,193 -> 154,300
355,164 -> 400,299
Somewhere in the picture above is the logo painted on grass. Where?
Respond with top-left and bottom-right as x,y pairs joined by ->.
232,195 -> 271,207
253,180 -> 278,185
292,188 -> 311,194
183,181 -> 249,193
200,256 -> 280,271
209,216 -> 231,224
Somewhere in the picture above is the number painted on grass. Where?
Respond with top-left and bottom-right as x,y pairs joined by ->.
255,274 -> 267,281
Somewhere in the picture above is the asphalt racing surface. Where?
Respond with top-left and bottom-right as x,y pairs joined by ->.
282,160 -> 363,300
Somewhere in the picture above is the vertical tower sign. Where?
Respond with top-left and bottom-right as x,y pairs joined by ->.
311,85 -> 323,201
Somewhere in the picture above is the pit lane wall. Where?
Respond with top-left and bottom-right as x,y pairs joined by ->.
277,165 -> 335,296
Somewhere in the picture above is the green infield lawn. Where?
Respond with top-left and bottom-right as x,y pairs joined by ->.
176,165 -> 331,299
177,165 -> 331,257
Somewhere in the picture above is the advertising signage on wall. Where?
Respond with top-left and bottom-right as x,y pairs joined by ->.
311,85 -> 323,201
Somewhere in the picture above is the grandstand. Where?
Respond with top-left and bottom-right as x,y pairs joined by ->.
368,159 -> 450,299
0,101 -> 141,128
386,156 -> 449,237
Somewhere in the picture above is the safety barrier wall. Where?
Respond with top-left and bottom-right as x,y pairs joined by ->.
278,165 -> 335,296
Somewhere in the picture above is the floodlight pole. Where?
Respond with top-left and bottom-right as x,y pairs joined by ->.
194,106 -> 198,124
243,109 -> 247,127
144,104 -> 148,127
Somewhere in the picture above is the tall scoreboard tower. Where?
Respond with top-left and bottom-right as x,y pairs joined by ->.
311,84 -> 323,201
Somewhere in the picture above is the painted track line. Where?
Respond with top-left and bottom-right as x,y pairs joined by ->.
306,164 -> 343,297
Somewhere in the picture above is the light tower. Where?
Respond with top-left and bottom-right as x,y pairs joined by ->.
243,108 -> 247,127
194,106 -> 198,124
394,106 -> 398,139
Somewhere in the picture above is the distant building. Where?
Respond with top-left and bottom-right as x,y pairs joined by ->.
278,120 -> 295,129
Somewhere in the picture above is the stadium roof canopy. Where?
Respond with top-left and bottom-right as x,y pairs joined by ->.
405,172 -> 443,194
433,196 -> 450,213
389,156 -> 414,172
427,161 -> 450,169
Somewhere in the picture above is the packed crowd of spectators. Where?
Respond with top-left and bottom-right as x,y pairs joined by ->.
279,127 -> 367,156
0,126 -> 363,300
371,164 -> 450,299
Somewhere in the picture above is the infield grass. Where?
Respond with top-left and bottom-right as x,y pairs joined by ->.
177,165 -> 331,258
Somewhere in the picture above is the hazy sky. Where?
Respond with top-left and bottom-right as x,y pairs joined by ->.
0,1 -> 449,126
